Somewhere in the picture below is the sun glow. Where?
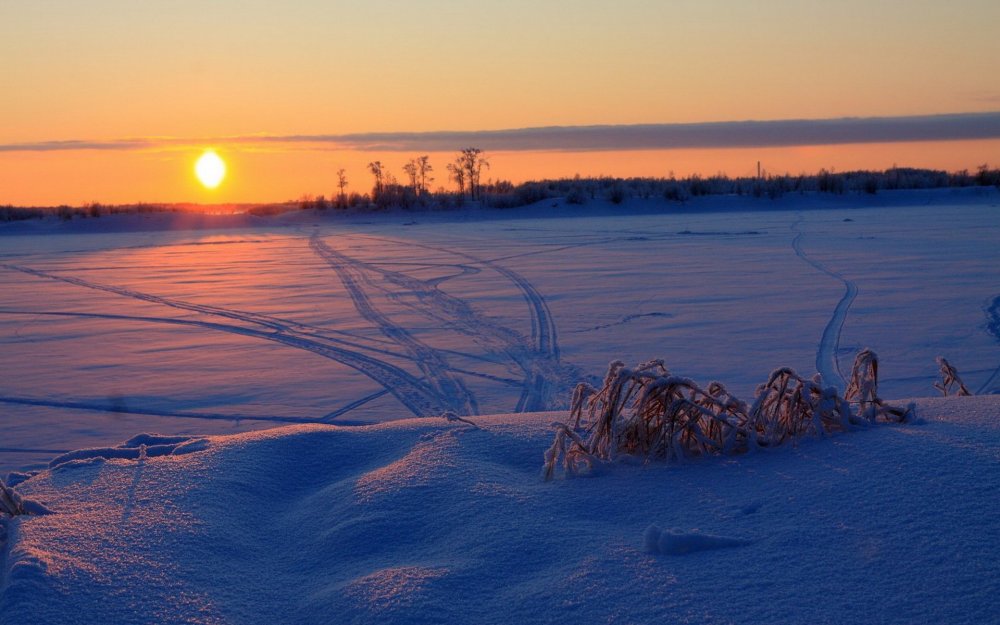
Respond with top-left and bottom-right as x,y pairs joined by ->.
195,150 -> 226,189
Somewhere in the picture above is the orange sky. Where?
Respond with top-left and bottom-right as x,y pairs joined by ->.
2,139 -> 1000,206
2,1 -> 999,205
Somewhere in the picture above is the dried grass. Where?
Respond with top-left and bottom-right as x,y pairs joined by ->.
843,348 -> 914,423
0,478 -> 28,517
0,478 -> 52,521
544,349 -> 914,479
933,357 -> 972,396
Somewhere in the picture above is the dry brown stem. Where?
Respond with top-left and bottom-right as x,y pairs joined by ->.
544,349 -> 913,480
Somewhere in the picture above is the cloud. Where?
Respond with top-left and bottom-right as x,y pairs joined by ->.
970,91 -> 1000,105
3,112 -> 999,154
0,139 -> 155,152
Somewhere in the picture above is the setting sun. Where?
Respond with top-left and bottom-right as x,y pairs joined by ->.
195,150 -> 226,189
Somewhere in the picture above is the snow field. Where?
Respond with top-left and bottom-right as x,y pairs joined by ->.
2,395 -> 998,624
2,190 -> 998,474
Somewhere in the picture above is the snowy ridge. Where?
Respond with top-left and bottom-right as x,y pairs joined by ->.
2,396 -> 998,624
46,433 -> 209,470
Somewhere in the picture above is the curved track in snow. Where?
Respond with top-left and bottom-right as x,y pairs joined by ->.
0,266 -> 458,418
1,230 -> 572,420
790,226 -> 858,390
359,235 -> 564,412
310,233 -> 479,416
568,312 -> 673,334
0,395 -> 318,424
977,294 -> 1000,394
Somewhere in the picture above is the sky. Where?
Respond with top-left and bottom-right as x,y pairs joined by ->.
2,0 -> 999,205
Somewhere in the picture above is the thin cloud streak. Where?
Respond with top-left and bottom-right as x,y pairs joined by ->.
0,139 -> 155,152
3,112 -> 999,154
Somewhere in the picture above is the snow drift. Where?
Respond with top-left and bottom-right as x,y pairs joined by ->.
2,395 -> 998,624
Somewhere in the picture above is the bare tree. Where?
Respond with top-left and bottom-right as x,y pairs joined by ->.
416,155 -> 434,195
458,148 -> 489,199
402,160 -> 419,192
367,161 -> 385,202
402,155 -> 435,196
336,168 -> 348,208
447,161 -> 466,196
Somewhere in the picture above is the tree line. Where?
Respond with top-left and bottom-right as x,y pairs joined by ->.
322,147 -> 491,210
3,158 -> 999,222
299,157 -> 1000,212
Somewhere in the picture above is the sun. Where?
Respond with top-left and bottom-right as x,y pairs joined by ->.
195,150 -> 226,189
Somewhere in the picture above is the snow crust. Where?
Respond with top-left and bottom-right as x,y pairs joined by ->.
2,395 -> 997,624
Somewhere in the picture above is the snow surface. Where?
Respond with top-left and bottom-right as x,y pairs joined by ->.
2,189 -> 999,473
2,395 -> 998,624
1,190 -> 999,623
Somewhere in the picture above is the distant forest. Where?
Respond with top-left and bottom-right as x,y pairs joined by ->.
3,150 -> 1000,222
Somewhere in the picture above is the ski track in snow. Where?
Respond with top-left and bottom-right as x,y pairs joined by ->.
0,307 -> 450,418
0,394 -> 318,424
322,235 -> 547,365
0,446 -> 70,455
1,231 -> 571,422
320,389 -> 392,422
0,308 -> 415,362
306,234 -> 569,413
1,261 -> 339,337
360,235 -> 561,361
309,233 -> 479,416
0,263 -> 459,418
977,294 -> 1000,394
789,222 -> 858,390
569,312 -> 674,334
361,235 -> 563,412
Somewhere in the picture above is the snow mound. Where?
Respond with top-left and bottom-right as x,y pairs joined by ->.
47,433 -> 209,469
2,396 -> 998,624
643,525 -> 749,555
343,566 -> 450,614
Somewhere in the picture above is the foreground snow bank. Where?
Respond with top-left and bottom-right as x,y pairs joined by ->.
2,396 -> 998,624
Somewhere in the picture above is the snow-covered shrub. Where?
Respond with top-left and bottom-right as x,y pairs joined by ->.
565,187 -> 587,205
606,184 -> 626,204
748,368 -> 854,446
933,357 -> 972,396
545,359 -> 754,478
543,350 -> 913,479
663,181 -> 689,202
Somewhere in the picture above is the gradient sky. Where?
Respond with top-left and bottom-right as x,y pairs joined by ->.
2,0 -> 999,205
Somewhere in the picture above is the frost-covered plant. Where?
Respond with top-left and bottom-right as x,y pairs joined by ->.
844,349 -> 913,422
542,423 -> 594,481
844,349 -> 879,419
631,377 -> 748,459
441,411 -> 480,428
543,349 -> 912,480
546,359 -> 754,478
933,357 -> 972,396
0,478 -> 27,517
748,368 -> 854,446
568,381 -> 599,429
1,477 -> 52,520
